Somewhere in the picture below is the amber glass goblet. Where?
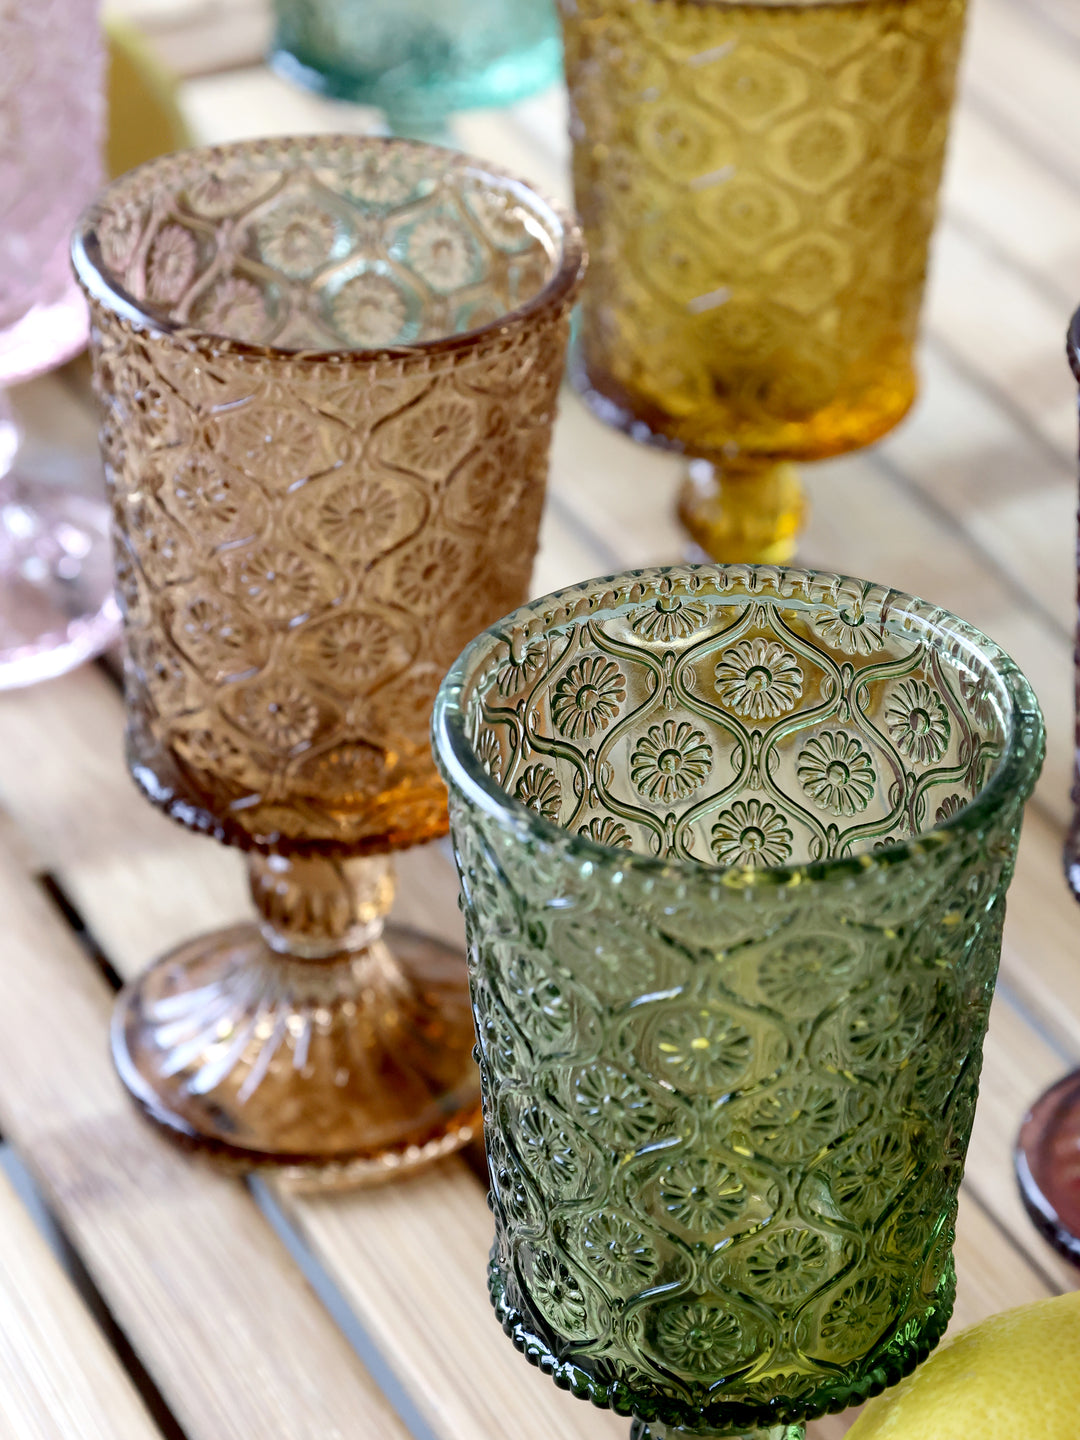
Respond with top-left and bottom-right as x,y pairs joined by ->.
434,564 -> 1043,1436
562,0 -> 967,564
1015,307 -> 1080,1260
72,135 -> 585,1184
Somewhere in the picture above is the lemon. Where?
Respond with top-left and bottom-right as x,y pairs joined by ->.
848,1290 -> 1080,1439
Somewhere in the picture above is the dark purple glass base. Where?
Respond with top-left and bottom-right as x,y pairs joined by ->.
1016,1069 -> 1080,1265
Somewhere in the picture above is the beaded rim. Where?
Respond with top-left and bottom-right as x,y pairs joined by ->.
71,133 -> 586,364
433,563 -> 1045,888
488,1254 -> 955,1431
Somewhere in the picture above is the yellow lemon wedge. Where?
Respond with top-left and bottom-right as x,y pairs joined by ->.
848,1290 -> 1080,1439
105,13 -> 191,178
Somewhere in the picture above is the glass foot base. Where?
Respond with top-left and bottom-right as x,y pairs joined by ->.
0,471 -> 120,689
1016,1069 -> 1080,1263
112,920 -> 481,1188
678,460 -> 806,566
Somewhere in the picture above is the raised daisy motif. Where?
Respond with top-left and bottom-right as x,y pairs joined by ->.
515,764 -> 562,822
819,1275 -> 893,1348
550,655 -> 626,740
713,637 -> 803,720
197,276 -> 267,342
650,1005 -> 753,1093
657,1157 -> 747,1232
146,224 -> 197,304
934,793 -> 966,824
830,1130 -> 909,1217
654,1300 -> 743,1374
796,730 -> 876,816
475,729 -> 504,781
331,272 -> 408,347
257,200 -> 336,277
710,799 -> 793,868
496,638 -> 548,698
884,678 -> 950,764
233,679 -> 319,751
571,1064 -> 659,1148
808,600 -> 884,655
741,1228 -> 831,1303
630,595 -> 709,643
630,720 -> 713,802
580,1213 -> 657,1290
529,1252 -> 588,1335
578,816 -> 633,849
405,214 -> 478,291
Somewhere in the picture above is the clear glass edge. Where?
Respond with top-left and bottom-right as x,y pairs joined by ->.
432,562 -> 1046,890
69,132 -> 586,360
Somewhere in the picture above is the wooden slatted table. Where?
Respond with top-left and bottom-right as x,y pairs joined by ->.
5,0 -> 1080,1433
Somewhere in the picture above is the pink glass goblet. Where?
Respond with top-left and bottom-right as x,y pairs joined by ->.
0,0 -> 120,688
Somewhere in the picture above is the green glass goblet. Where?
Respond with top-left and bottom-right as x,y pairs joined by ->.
433,563 -> 1044,1440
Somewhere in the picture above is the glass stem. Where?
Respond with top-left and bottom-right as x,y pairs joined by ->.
677,457 -> 806,566
247,851 -> 397,960
631,1423 -> 805,1440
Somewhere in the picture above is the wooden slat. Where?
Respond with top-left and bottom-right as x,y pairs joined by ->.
0,1164 -> 158,1440
963,0 -> 1080,196
0,829 -> 411,1440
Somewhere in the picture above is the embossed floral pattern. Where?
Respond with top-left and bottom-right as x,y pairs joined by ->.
710,799 -> 793,868
316,476 -> 403,557
311,612 -> 403,687
81,134 -> 581,861
146,224 -> 197,304
747,1083 -> 850,1164
580,1213 -> 656,1289
515,765 -> 562,822
571,1065 -> 659,1148
758,934 -> 860,1012
630,595 -> 708,642
406,214 -> 477,290
476,730 -> 504,781
630,720 -> 712,802
831,1131 -> 909,1218
884,678 -> 950,764
551,655 -> 626,740
797,731 -> 876,816
385,394 -> 476,476
233,680 -> 319,751
714,637 -> 803,720
197,276 -> 267,341
809,603 -> 885,656
578,816 -> 632,849
225,546 -> 324,619
654,1301 -> 743,1375
842,984 -> 923,1067
658,1157 -> 747,1233
651,1006 -> 753,1093
819,1276 -> 893,1348
440,565 -> 1040,1432
529,1252 -> 588,1334
742,1229 -> 831,1303
331,272 -> 408,347
934,793 -> 965,825
256,200 -> 336,276
497,639 -> 548,698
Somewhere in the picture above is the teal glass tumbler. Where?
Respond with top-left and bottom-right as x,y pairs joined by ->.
433,564 -> 1044,1439
269,0 -> 562,130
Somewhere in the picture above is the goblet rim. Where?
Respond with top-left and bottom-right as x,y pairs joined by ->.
70,132 -> 586,363
432,561 -> 1045,888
